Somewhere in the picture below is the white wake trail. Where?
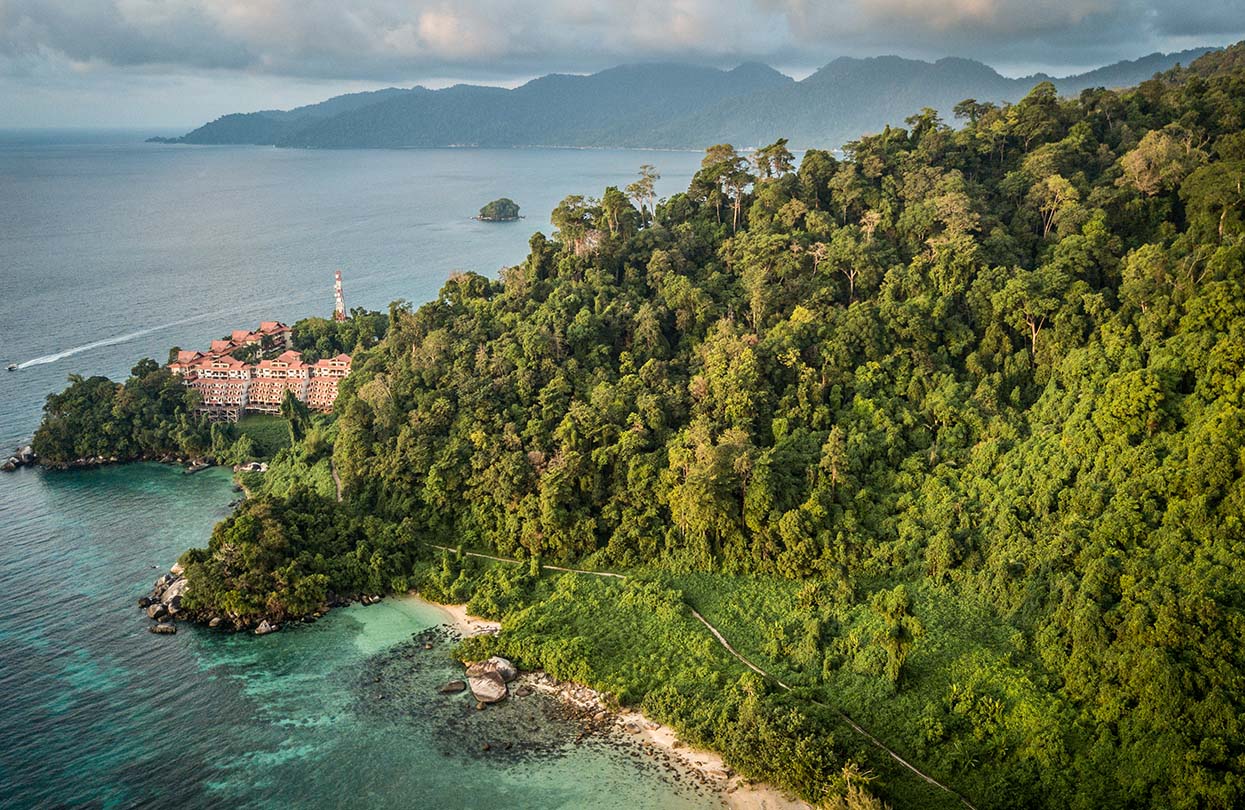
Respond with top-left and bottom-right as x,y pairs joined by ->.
16,311 -> 230,370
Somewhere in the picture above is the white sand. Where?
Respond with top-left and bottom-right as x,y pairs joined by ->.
426,599 -> 501,636
615,709 -> 810,810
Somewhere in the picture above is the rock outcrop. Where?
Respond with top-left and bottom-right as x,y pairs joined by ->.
466,656 -> 518,683
143,564 -> 193,634
464,656 -> 517,704
1,445 -> 36,472
468,670 -> 508,704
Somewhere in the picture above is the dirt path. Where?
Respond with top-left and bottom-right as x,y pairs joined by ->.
687,608 -> 977,810
428,543 -> 975,808
427,544 -> 627,579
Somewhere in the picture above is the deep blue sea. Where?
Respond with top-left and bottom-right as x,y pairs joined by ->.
0,132 -> 713,809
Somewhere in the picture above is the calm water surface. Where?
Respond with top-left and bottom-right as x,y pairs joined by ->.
0,133 -> 711,809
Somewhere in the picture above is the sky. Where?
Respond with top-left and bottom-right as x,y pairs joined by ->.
1,0 -> 1243,129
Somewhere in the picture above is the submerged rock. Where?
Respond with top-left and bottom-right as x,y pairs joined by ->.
150,622 -> 177,635
438,680 -> 467,694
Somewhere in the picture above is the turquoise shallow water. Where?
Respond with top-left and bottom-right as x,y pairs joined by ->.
0,134 -> 716,809
0,464 -> 718,809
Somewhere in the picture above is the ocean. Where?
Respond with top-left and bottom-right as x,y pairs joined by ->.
0,132 -> 713,808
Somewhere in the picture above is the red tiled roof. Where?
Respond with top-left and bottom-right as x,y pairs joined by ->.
209,339 -> 233,353
257,350 -> 306,371
260,321 -> 289,333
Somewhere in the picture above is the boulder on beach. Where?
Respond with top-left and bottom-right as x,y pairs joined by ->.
208,617 -> 223,629
466,656 -> 518,684
255,620 -> 280,635
468,671 -> 508,704
146,603 -> 167,620
438,680 -> 467,694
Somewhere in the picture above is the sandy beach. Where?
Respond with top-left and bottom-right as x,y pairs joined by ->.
416,594 -> 810,810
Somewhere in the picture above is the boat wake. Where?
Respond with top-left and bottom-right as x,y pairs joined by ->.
16,311 -> 230,370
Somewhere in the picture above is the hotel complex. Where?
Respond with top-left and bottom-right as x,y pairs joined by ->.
169,321 -> 352,422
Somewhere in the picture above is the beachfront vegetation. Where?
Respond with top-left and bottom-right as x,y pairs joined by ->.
45,44 -> 1245,808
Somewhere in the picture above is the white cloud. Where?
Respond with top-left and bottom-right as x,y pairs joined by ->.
4,0 -> 1233,81
0,0 -> 1241,125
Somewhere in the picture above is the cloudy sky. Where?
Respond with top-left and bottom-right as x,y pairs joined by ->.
2,0 -> 1242,128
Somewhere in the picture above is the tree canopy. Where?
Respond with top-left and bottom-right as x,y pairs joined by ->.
477,197 -> 522,221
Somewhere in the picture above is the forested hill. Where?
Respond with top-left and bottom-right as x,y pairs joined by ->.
139,42 -> 1245,809
158,47 -> 1215,150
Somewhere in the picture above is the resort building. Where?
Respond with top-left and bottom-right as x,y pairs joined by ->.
188,356 -> 253,422
307,354 -> 352,412
168,322 -> 349,422
248,351 -> 312,415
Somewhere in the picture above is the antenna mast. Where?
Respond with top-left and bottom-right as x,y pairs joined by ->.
333,269 -> 346,322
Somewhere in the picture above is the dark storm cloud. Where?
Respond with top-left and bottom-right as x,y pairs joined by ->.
0,0 -> 1241,82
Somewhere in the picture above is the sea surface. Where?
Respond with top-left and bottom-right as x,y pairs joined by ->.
0,132 -> 712,808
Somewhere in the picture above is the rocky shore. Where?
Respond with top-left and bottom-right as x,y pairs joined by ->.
26,450 -> 213,472
137,563 -> 191,635
138,562 -> 391,635
1,445 -> 36,472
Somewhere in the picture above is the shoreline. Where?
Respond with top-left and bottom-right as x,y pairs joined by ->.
415,594 -> 810,810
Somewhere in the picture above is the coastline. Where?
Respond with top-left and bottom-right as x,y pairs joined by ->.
415,594 -> 810,810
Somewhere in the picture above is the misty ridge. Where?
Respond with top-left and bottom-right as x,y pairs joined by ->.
153,46 -> 1217,151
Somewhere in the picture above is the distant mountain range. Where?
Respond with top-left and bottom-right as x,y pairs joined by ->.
152,47 -> 1217,151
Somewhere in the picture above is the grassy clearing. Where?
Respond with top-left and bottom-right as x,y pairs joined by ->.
665,570 -> 1086,808
231,414 -> 292,458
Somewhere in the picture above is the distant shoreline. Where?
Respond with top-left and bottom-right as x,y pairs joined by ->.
147,139 -> 707,154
